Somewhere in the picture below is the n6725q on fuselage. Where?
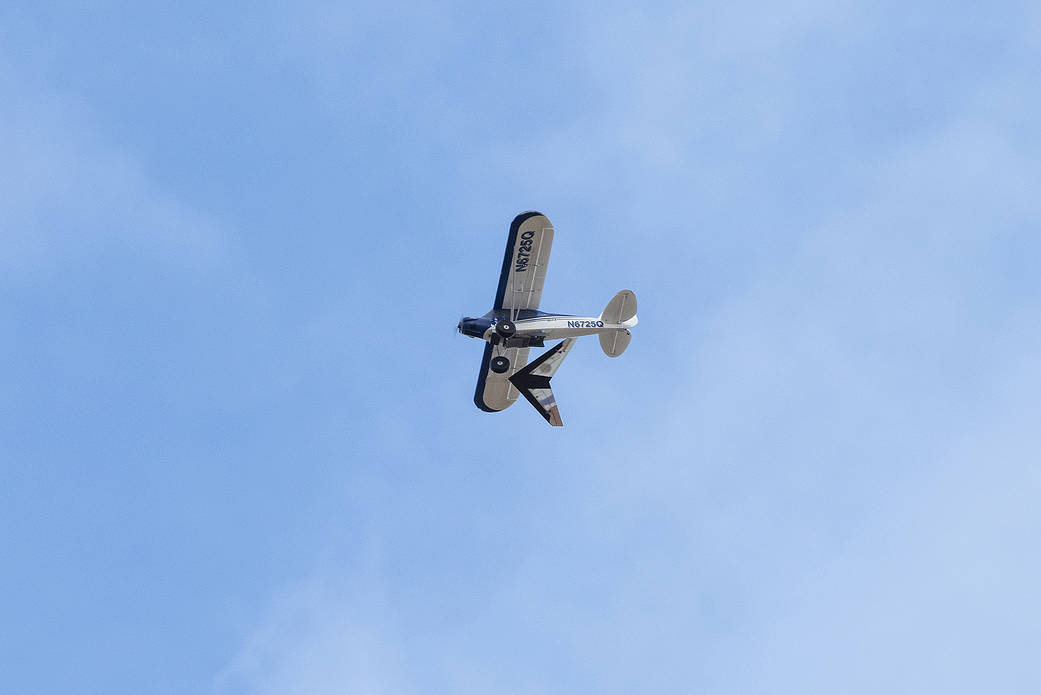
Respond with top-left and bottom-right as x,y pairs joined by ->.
457,211 -> 637,425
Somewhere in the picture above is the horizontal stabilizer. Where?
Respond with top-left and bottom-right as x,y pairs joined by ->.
600,289 -> 637,324
599,328 -> 631,357
508,338 -> 576,426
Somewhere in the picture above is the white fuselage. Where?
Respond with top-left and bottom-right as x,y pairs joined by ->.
483,314 -> 638,342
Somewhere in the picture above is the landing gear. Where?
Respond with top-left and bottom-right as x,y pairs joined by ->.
491,319 -> 518,373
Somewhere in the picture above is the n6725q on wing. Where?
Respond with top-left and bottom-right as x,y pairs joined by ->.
457,211 -> 637,426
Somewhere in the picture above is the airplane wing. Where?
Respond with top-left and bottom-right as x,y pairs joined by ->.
508,338 -> 576,426
493,212 -> 554,315
474,212 -> 554,412
474,342 -> 531,412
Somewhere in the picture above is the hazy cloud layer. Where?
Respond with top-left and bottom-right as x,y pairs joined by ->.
0,66 -> 228,278
214,3 -> 1041,694
2,2 -> 1038,694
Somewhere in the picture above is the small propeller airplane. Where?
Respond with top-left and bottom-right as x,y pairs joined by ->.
457,211 -> 637,426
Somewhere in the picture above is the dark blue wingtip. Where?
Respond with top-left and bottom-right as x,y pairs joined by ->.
473,342 -> 499,412
493,211 -> 544,310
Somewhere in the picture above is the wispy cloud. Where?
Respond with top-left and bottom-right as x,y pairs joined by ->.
0,63 -> 228,279
213,3 -> 1041,693
216,575 -> 414,695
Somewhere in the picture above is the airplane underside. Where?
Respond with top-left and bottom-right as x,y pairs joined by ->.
458,211 -> 637,425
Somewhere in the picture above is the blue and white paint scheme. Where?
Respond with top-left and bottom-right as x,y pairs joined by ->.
457,211 -> 638,425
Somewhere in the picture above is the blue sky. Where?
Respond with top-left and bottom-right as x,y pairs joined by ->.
2,1 -> 1040,693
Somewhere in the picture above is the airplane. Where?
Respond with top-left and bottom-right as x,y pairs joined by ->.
457,211 -> 638,426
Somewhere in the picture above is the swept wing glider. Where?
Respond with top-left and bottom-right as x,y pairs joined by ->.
457,211 -> 637,426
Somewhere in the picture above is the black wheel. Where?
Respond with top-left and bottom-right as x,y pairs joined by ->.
490,356 -> 510,373
495,320 -> 516,338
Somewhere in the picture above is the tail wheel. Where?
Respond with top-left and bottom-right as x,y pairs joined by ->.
490,356 -> 510,373
496,320 -> 516,338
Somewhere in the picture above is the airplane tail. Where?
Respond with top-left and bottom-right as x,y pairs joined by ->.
599,290 -> 637,357
508,338 -> 576,426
